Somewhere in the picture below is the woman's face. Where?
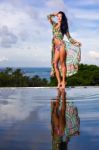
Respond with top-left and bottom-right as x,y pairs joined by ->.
57,13 -> 62,22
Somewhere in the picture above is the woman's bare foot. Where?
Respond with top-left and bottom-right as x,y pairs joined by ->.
57,82 -> 62,89
62,82 -> 65,89
61,81 -> 67,89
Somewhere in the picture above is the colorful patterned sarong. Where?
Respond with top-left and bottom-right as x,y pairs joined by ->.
64,102 -> 80,139
49,19 -> 81,77
64,40 -> 81,77
51,39 -> 81,77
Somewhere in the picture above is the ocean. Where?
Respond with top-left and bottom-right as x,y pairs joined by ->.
0,67 -> 51,81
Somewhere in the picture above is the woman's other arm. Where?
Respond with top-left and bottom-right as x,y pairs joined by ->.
66,31 -> 81,46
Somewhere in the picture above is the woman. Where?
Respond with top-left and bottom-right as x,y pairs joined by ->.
47,11 -> 81,89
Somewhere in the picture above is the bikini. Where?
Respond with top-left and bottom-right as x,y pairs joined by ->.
52,23 -> 65,52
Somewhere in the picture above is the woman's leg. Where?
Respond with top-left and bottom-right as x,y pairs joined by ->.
60,43 -> 67,89
54,49 -> 61,88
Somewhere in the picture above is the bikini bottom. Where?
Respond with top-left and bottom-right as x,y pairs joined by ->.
54,41 -> 65,51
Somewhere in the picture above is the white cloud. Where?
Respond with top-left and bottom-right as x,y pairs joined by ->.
70,8 -> 99,20
67,0 -> 99,6
45,0 -> 66,10
78,0 -> 99,5
0,56 -> 8,62
89,51 -> 99,59
0,25 -> 18,48
0,3 -> 27,28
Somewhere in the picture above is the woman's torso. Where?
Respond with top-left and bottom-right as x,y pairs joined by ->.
52,23 -> 64,45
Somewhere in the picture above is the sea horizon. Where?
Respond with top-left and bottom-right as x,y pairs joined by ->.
0,67 -> 51,81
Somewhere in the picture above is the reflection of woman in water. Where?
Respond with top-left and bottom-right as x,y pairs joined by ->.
47,11 -> 81,89
51,90 -> 66,136
51,89 -> 80,150
51,89 -> 67,150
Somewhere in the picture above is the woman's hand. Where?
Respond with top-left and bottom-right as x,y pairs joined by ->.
69,37 -> 82,47
50,58 -> 55,77
47,12 -> 58,18
74,41 -> 82,47
51,58 -> 55,65
53,12 -> 58,17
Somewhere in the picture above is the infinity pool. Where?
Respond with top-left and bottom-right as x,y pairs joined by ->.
0,86 -> 99,150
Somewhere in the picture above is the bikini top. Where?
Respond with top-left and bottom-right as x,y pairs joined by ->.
52,22 -> 63,40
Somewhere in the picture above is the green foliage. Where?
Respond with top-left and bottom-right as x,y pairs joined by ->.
0,67 -> 49,87
0,63 -> 99,87
50,63 -> 99,86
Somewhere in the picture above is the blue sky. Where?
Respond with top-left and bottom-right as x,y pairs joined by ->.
0,0 -> 99,67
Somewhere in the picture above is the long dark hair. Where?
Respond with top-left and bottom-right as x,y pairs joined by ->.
58,11 -> 69,36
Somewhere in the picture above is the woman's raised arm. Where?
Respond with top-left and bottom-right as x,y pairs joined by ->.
47,13 -> 58,25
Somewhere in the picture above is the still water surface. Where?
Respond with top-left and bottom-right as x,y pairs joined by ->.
0,86 -> 99,150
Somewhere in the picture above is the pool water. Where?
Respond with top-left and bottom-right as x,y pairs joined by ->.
0,86 -> 99,150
